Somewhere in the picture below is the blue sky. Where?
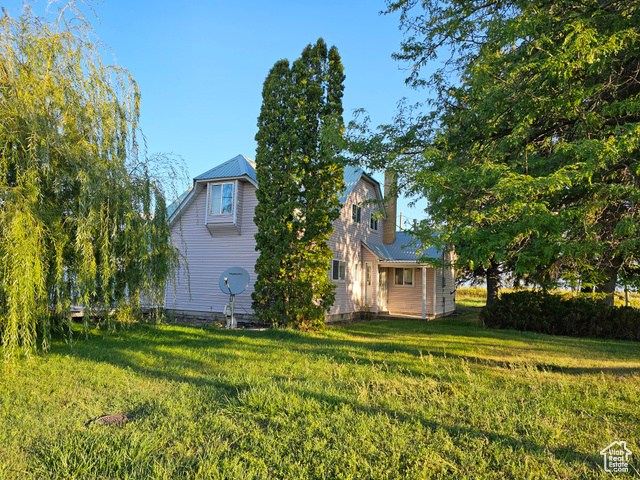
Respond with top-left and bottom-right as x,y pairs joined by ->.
6,0 -> 429,224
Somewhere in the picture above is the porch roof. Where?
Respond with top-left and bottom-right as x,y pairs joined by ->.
363,231 -> 442,263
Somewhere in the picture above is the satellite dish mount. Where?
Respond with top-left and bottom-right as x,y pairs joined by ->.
219,267 -> 250,328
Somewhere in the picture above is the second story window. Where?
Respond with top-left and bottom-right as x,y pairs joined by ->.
210,183 -> 234,215
352,204 -> 361,224
369,213 -> 378,231
332,259 -> 346,281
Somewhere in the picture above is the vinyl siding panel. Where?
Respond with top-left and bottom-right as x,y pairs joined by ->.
166,181 -> 259,316
166,172 -> 444,319
361,249 -> 379,313
328,179 -> 383,315
434,250 -> 456,315
386,266 -> 434,316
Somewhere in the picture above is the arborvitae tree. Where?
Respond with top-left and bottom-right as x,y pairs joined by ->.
0,5 -> 180,357
253,39 -> 345,329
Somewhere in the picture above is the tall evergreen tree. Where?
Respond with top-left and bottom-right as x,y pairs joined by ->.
253,39 -> 345,329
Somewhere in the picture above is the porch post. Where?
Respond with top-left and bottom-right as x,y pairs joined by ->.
422,266 -> 427,320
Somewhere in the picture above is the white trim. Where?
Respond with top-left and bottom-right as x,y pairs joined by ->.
233,179 -> 238,225
354,262 -> 361,283
377,261 -> 430,267
168,188 -> 196,225
422,266 -> 427,320
204,184 -> 209,225
364,261 -> 372,305
197,175 -> 258,188
378,267 -> 388,311
208,181 -> 235,217
432,268 -> 437,315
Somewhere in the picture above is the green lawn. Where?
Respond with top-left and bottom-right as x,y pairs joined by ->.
1,308 -> 638,479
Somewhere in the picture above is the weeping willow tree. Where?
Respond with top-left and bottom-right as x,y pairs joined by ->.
0,4 -> 179,357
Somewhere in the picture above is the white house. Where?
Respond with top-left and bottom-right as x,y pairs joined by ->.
165,154 -> 455,322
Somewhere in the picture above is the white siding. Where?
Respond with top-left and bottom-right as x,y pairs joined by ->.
165,181 -> 259,316
386,266 -> 435,316
165,174 -> 449,319
327,180 -> 383,315
360,249 -> 379,313
434,250 -> 456,315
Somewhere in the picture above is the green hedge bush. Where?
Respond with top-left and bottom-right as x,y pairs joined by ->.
479,291 -> 640,341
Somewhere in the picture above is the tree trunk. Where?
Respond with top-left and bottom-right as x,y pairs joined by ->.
595,258 -> 622,307
486,260 -> 500,307
625,284 -> 630,307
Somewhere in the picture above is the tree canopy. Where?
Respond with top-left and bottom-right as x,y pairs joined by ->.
253,39 -> 345,329
351,0 -> 640,304
0,4 -> 179,357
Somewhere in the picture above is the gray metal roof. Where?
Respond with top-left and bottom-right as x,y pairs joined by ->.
194,156 -> 369,205
167,186 -> 192,218
194,154 -> 257,182
364,232 -> 442,262
169,157 -> 380,223
193,156 -> 364,199
339,165 -> 365,203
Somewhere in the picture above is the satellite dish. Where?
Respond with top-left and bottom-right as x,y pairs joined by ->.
219,267 -> 250,295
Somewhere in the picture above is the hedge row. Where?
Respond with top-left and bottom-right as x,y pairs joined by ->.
479,291 -> 640,341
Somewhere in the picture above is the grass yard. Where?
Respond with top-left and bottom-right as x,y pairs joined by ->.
1,305 -> 639,479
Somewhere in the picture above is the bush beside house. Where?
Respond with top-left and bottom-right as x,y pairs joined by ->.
480,291 -> 640,341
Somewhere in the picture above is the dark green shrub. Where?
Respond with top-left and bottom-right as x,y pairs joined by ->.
480,291 -> 640,341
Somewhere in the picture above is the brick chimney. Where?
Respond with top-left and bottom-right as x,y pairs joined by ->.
383,171 -> 397,245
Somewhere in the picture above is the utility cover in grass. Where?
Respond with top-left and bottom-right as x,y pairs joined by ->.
90,414 -> 128,426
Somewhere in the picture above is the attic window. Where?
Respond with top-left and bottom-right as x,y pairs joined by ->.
352,204 -> 361,224
369,213 -> 378,231
209,183 -> 234,215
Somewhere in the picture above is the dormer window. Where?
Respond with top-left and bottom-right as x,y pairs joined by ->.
209,183 -> 234,215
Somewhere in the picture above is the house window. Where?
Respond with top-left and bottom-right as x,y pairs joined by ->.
332,259 -> 346,282
369,213 -> 378,231
209,183 -> 234,215
352,204 -> 361,224
394,268 -> 414,286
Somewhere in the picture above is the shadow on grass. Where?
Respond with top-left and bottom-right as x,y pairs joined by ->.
281,383 -> 605,471
43,318 -> 636,473
53,315 -> 640,392
52,316 -> 640,397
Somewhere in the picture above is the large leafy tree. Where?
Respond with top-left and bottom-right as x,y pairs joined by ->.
0,5 -> 179,357
351,0 -> 640,305
253,39 -> 345,329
